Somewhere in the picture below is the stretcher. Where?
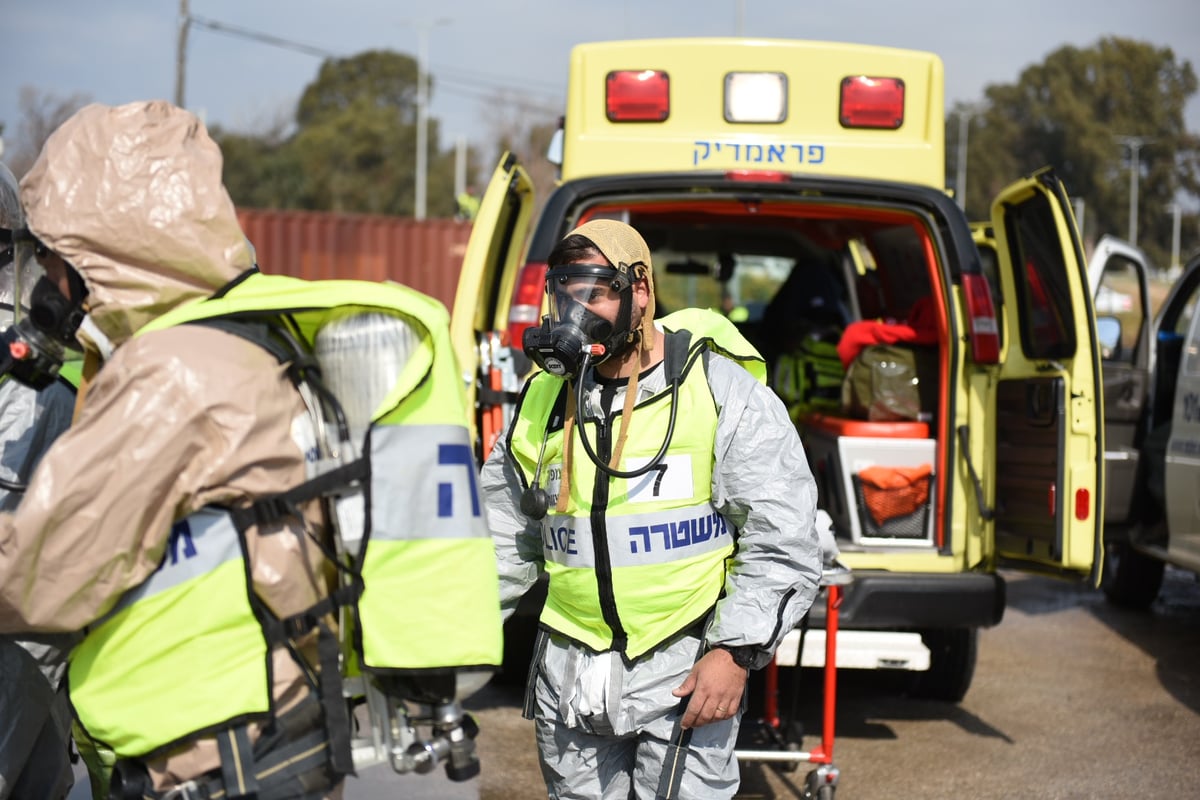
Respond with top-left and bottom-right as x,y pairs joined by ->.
734,565 -> 851,799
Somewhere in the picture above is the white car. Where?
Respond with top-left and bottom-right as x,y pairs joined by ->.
1094,240 -> 1200,606
1093,285 -> 1134,314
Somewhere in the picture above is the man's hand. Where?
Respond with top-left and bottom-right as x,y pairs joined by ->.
672,647 -> 748,729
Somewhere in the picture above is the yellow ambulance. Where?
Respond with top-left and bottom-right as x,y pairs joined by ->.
454,37 -> 1103,700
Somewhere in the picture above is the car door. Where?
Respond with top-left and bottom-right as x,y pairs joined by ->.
1160,254 -> 1200,570
987,168 -> 1104,579
449,152 -> 535,460
1086,236 -> 1152,527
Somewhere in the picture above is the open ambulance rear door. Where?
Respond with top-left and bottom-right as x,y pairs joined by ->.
987,168 -> 1104,580
449,153 -> 536,462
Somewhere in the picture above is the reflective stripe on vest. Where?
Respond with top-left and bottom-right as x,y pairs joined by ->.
511,344 -> 732,659
69,509 -> 269,759
357,422 -> 501,671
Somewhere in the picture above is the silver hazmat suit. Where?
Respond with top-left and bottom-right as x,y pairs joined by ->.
481,337 -> 823,799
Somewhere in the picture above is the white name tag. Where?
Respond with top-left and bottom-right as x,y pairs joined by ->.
624,454 -> 693,504
545,462 -> 563,503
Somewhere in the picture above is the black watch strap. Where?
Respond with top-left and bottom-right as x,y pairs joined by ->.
714,644 -> 757,670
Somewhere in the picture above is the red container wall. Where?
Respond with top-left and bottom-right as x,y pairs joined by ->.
236,209 -> 473,311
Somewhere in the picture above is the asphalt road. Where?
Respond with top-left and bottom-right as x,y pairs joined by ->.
468,567 -> 1200,799
64,566 -> 1200,799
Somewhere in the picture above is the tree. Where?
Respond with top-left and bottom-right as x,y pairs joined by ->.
947,37 -> 1199,267
481,89 -> 561,219
297,50 -> 418,128
216,49 -> 464,218
2,87 -> 92,178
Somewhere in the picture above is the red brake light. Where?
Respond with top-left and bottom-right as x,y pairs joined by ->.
606,70 -> 669,122
725,170 -> 789,182
508,261 -> 548,348
962,274 -> 1000,364
839,76 -> 905,129
1075,488 -> 1090,521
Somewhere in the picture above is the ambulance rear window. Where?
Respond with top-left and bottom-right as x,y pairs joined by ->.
1005,193 -> 1078,360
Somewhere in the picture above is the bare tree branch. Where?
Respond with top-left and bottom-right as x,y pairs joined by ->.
5,86 -> 92,178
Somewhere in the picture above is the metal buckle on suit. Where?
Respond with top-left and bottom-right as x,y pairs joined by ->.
159,780 -> 202,800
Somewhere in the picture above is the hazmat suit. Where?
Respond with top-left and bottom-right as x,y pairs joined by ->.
481,220 -> 823,799
0,101 -> 344,797
0,162 -> 77,800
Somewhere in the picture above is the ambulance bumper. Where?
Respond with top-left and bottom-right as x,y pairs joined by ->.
808,571 -> 1005,629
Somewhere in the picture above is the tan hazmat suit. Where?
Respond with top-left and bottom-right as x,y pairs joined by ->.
0,100 -> 340,795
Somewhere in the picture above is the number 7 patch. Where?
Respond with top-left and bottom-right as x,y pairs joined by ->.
624,454 -> 694,503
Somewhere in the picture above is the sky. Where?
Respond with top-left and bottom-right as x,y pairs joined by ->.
3,0 -> 1199,168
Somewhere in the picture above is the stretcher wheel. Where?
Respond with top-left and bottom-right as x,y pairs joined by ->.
804,767 -> 837,799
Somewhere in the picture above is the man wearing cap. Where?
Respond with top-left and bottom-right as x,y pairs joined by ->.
481,219 -> 822,798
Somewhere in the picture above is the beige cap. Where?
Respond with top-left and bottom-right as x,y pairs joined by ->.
568,219 -> 652,278
566,218 -> 656,353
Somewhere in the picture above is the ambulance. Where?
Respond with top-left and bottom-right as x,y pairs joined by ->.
453,37 -> 1104,701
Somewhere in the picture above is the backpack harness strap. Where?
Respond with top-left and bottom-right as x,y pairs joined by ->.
185,315 -> 359,779
109,694 -> 338,799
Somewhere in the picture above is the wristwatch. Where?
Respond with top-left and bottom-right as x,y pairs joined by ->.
714,644 -> 758,670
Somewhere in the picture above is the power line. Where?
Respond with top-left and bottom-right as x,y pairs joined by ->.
434,79 -> 561,114
432,63 -> 564,97
188,14 -> 341,60
182,14 -> 565,123
192,13 -> 564,102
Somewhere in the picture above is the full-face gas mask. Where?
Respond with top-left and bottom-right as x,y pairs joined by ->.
0,231 -> 86,389
521,263 -> 635,380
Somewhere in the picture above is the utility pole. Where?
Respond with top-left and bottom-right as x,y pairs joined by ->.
1169,201 -> 1182,271
175,0 -> 191,107
1115,135 -> 1149,247
454,135 -> 467,198
955,108 -> 972,211
414,19 -> 451,221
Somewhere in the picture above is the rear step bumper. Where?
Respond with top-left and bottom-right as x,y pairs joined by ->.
807,571 -> 1005,629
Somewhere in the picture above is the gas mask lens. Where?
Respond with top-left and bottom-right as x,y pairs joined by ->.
522,272 -> 620,380
0,233 -> 85,389
550,277 -> 616,337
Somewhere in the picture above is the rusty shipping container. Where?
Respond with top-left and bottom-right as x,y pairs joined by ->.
236,208 -> 474,311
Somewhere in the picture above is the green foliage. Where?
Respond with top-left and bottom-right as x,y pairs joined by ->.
946,37 -> 1200,268
214,49 -> 474,218
297,50 -> 419,128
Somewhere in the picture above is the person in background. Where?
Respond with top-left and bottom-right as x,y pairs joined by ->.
1,100 -> 347,799
456,184 -> 481,222
0,162 -> 78,800
480,219 -> 822,798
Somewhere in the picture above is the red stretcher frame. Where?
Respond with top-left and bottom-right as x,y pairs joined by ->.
734,579 -> 844,797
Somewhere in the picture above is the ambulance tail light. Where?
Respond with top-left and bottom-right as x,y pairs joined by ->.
1075,488 -> 1090,521
725,170 -> 789,182
606,70 -> 669,122
839,76 -> 905,129
963,274 -> 1000,364
508,261 -> 548,347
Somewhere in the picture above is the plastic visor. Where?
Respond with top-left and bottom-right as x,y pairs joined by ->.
547,268 -> 627,326
1,234 -> 85,382
1,233 -> 43,326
